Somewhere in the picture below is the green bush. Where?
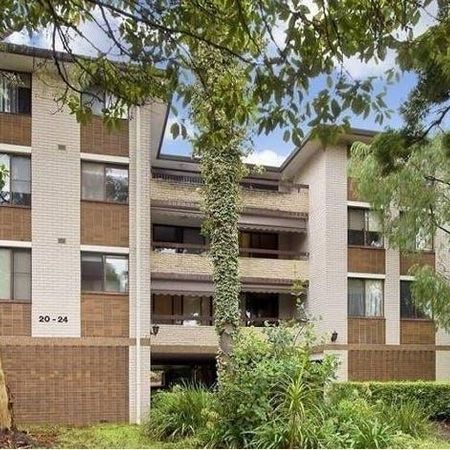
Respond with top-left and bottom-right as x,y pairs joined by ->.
143,382 -> 213,441
330,381 -> 450,419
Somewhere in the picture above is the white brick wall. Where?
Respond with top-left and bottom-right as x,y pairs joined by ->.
385,245 -> 400,344
128,104 -> 153,423
295,146 -> 348,353
436,351 -> 450,380
31,73 -> 81,337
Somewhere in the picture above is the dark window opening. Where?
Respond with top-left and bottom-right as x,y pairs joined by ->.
242,292 -> 279,326
400,280 -> 428,319
152,225 -> 206,254
348,207 -> 383,248
0,71 -> 31,114
239,231 -> 279,258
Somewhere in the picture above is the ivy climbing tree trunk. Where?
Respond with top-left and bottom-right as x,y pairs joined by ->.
189,46 -> 252,370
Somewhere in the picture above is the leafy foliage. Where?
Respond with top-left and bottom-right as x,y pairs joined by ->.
331,381 -> 450,420
143,383 -> 214,441
349,135 -> 450,329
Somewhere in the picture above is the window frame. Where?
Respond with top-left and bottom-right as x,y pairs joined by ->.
81,161 -> 129,204
348,277 -> 384,318
0,153 -> 31,207
81,252 -> 129,293
0,69 -> 32,115
348,207 -> 384,248
0,248 -> 31,302
400,280 -> 429,320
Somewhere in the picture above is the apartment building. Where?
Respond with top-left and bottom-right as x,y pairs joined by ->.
0,43 -> 448,426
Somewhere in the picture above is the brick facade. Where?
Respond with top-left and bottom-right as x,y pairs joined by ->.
0,112 -> 31,146
348,247 -> 385,273
80,116 -> 129,156
348,318 -> 385,344
400,252 -> 435,275
1,345 -> 129,425
348,349 -> 435,381
81,293 -> 129,337
0,206 -> 31,241
400,319 -> 436,345
81,201 -> 129,247
0,303 -> 31,336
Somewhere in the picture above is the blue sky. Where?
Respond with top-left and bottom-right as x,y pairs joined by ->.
6,2 -> 432,167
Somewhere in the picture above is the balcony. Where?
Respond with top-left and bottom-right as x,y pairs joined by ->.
151,243 -> 309,282
150,171 -> 309,217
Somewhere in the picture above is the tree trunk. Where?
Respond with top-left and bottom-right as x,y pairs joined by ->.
0,355 -> 13,431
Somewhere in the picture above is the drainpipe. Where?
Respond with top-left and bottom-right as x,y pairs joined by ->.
135,106 -> 142,424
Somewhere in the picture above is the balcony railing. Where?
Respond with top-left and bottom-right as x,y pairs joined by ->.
153,314 -> 280,327
152,241 -> 308,260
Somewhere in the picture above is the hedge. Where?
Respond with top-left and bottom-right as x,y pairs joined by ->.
330,381 -> 450,419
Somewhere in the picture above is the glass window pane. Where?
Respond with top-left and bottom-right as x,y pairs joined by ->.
0,73 -> 18,113
153,225 -> 178,243
82,88 -> 105,115
81,254 -> 103,291
81,162 -> 104,201
183,296 -> 202,325
348,208 -> 365,230
368,211 -> 381,232
365,280 -> 383,317
400,281 -> 414,318
416,228 -> 433,251
0,249 -> 11,299
105,256 -> 128,293
11,156 -> 31,205
348,278 -> 364,316
105,166 -> 128,203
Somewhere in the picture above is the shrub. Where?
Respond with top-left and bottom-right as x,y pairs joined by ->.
143,382 -> 213,441
330,381 -> 450,419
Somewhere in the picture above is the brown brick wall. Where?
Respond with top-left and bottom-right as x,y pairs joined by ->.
80,116 -> 129,156
348,349 -> 435,381
81,201 -> 129,247
400,252 -> 435,275
1,345 -> 129,424
348,318 -> 385,344
0,206 -> 31,241
0,113 -> 31,146
400,319 -> 436,345
0,303 -> 31,336
81,293 -> 129,337
348,247 -> 385,274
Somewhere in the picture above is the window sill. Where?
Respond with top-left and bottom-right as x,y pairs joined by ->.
81,291 -> 128,297
0,111 -> 31,117
0,203 -> 31,209
0,299 -> 31,304
81,199 -> 129,206
400,318 -> 434,322
348,245 -> 385,250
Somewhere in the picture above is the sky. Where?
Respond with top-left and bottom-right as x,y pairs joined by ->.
5,2 -> 437,167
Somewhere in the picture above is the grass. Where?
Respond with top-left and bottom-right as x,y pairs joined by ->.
25,424 -> 200,449
24,420 -> 450,449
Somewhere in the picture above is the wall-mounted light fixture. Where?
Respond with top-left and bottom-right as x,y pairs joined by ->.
331,330 -> 338,343
150,324 -> 160,336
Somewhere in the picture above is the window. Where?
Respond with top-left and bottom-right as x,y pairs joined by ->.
81,253 -> 128,293
152,294 -> 213,325
0,71 -> 31,114
400,280 -> 428,319
239,231 -> 279,258
81,162 -> 128,203
81,87 -> 127,118
348,278 -> 383,317
0,248 -> 31,301
243,293 -> 279,325
348,208 -> 383,247
0,154 -> 31,206
152,225 -> 206,254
